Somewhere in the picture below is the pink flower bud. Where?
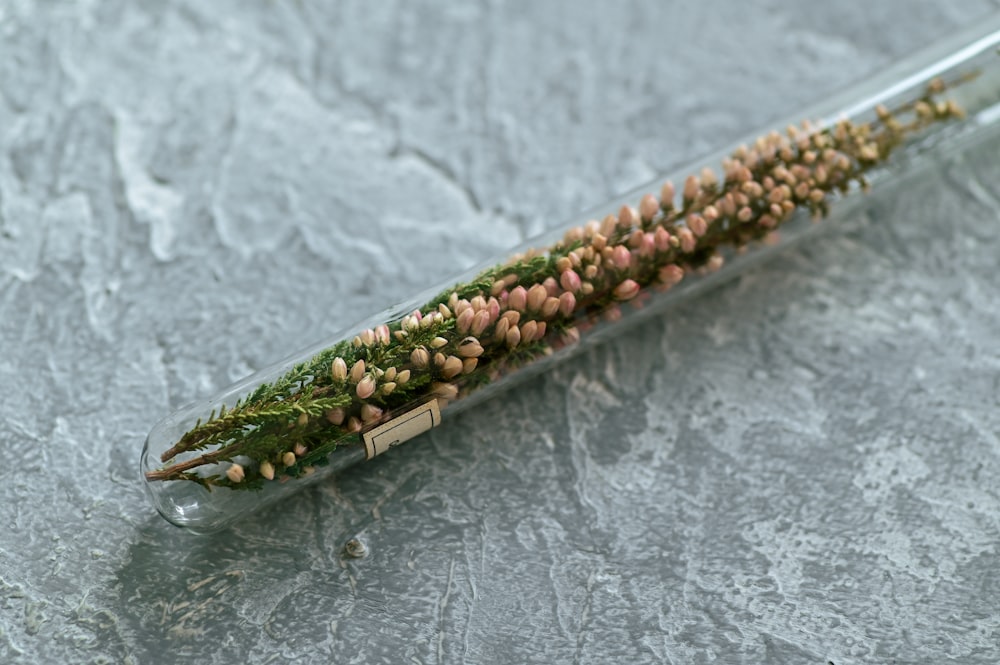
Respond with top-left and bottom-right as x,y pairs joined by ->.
356,375 -> 376,399
456,307 -> 475,334
488,297 -> 501,321
471,309 -> 491,337
346,417 -> 362,434
359,328 -> 375,346
639,194 -> 659,222
653,227 -> 671,251
520,320 -> 538,342
658,264 -> 685,287
501,310 -> 521,326
508,286 -> 528,312
558,292 -> 576,317
639,233 -> 656,258
375,324 -> 390,345
533,321 -> 547,341
660,181 -> 675,208
687,214 -> 708,238
618,205 -> 637,228
612,245 -> 631,270
543,277 -> 560,297
349,359 -> 366,383
613,279 -> 640,301
683,175 -> 700,203
677,227 -> 697,253
559,270 -> 581,294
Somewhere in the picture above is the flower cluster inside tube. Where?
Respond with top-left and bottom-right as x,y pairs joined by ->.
146,82 -> 964,491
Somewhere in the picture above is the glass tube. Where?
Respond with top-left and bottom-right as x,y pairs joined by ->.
141,15 -> 1000,534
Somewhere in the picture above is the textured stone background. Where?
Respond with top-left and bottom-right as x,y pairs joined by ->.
1,1 -> 999,663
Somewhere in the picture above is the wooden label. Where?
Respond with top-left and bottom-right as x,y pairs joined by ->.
362,399 -> 441,460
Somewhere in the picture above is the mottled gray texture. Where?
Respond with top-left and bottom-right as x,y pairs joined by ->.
1,1 -> 999,663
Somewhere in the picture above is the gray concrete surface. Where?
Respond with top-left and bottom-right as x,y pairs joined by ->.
2,1 -> 999,663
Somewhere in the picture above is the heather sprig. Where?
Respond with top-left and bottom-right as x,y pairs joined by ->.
146,80 -> 965,490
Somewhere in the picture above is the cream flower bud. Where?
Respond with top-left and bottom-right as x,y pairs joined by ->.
541,297 -> 560,319
326,407 -> 346,426
501,310 -> 521,326
437,303 -> 453,319
458,337 -> 484,358
527,284 -> 547,311
442,355 -> 464,379
396,369 -> 411,385
613,279 -> 640,301
506,326 -> 521,348
533,321 -> 547,341
226,463 -> 245,483
431,382 -> 458,401
356,375 -> 376,399
359,328 -> 375,346
434,352 -> 446,367
520,320 -> 538,342
282,451 -> 296,467
381,381 -> 396,395
259,461 -> 275,481
494,317 -> 510,341
600,214 -> 618,238
346,417 -> 362,433
383,367 -> 397,382
361,404 -> 383,424
456,307 -> 475,334
639,194 -> 659,222
470,295 -> 487,311
349,359 -> 366,383
411,347 -> 429,368
331,357 -> 348,382
462,357 -> 478,374
297,412 -> 309,428
430,336 -> 448,349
